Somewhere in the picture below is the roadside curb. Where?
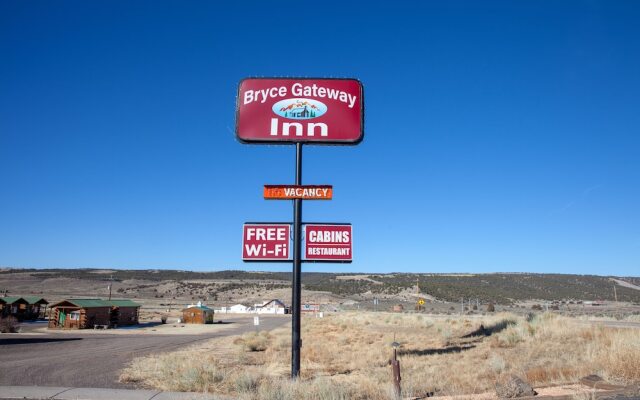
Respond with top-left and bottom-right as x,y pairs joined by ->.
0,386 -> 231,400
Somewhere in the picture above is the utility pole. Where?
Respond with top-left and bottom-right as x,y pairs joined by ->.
108,275 -> 113,301
614,285 -> 618,303
460,298 -> 464,314
168,290 -> 175,312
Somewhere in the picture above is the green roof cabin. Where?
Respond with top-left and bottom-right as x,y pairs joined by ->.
48,298 -> 141,329
1,296 -> 49,321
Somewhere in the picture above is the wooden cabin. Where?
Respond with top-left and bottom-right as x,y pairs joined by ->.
23,296 -> 49,319
1,297 -> 28,320
181,305 -> 214,324
108,299 -> 141,327
48,298 -> 140,329
1,296 -> 48,321
1,297 -> 23,316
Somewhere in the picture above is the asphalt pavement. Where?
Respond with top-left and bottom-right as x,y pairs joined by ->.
0,316 -> 289,389
0,386 -> 231,400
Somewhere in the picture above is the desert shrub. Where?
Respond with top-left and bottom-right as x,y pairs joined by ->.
487,303 -> 495,312
626,314 -> 640,322
235,372 -> 261,393
0,316 -> 19,333
488,354 -> 506,373
160,316 -> 168,324
235,332 -> 271,352
489,322 -> 526,348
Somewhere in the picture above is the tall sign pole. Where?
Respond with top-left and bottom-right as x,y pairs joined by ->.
236,77 -> 363,379
292,142 -> 303,377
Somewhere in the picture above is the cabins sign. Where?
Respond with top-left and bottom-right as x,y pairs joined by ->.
236,78 -> 363,144
304,224 -> 352,262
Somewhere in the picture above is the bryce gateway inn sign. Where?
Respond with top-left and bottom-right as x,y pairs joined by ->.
236,78 -> 363,144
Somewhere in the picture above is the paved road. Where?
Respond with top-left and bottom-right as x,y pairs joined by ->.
580,320 -> 640,329
0,316 -> 289,389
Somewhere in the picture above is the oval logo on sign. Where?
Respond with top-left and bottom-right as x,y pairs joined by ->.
272,98 -> 327,120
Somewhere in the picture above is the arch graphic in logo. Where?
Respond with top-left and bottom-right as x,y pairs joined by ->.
272,98 -> 327,120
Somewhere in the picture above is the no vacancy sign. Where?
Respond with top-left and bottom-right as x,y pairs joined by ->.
236,78 -> 363,144
304,224 -> 352,262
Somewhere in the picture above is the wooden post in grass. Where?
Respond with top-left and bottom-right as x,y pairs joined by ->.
390,338 -> 401,398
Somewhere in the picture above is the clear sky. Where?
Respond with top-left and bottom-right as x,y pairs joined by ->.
1,1 -> 639,276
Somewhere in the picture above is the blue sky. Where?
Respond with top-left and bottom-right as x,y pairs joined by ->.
1,1 -> 639,276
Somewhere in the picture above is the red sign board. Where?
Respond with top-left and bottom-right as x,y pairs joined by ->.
242,224 -> 290,261
304,224 -> 352,262
264,185 -> 333,200
236,78 -> 363,145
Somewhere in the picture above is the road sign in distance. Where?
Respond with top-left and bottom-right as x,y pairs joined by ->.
242,224 -> 290,261
264,185 -> 333,200
304,224 -> 352,262
236,78 -> 363,145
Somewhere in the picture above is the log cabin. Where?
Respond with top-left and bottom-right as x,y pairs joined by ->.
1,296 -> 48,321
48,298 -> 140,329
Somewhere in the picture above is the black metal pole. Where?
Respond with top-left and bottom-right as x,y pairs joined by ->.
291,142 -> 303,379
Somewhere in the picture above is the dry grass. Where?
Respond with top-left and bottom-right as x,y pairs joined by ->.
120,312 -> 640,399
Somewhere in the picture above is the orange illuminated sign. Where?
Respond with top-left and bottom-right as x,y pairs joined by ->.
264,185 -> 333,200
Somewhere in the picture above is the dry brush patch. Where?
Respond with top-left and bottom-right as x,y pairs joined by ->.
120,312 -> 640,399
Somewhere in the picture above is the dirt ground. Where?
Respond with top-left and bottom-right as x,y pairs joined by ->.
0,315 -> 290,388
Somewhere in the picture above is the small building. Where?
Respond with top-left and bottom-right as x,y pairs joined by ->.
48,299 -> 140,329
2,297 -> 27,319
2,297 -> 32,320
1,296 -> 49,321
181,304 -> 214,324
109,300 -> 141,326
229,304 -> 251,313
215,304 -> 253,314
254,299 -> 289,314
24,296 -> 49,319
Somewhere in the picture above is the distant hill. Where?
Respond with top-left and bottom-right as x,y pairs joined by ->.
1,268 -> 639,305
